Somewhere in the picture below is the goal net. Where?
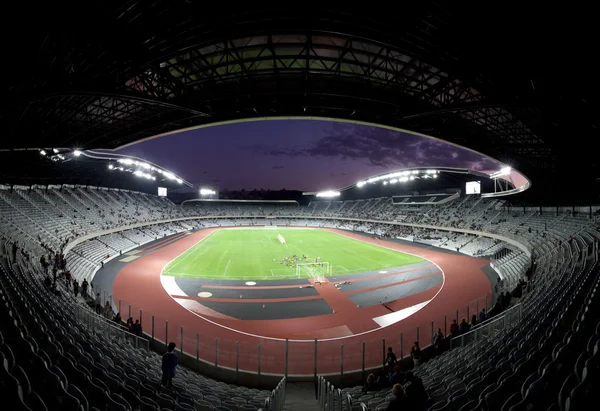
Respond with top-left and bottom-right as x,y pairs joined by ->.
296,262 -> 331,283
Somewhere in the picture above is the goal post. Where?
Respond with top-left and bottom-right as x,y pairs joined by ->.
296,262 -> 331,282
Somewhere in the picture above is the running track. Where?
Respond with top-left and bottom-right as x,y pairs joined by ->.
112,228 -> 492,376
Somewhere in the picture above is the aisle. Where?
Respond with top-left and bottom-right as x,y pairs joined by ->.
283,382 -> 319,411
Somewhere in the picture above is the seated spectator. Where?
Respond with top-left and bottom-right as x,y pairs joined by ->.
385,383 -> 408,410
403,371 -> 428,410
364,373 -> 378,393
390,365 -> 405,385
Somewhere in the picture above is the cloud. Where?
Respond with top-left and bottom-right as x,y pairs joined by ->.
245,122 -> 502,172
272,165 -> 285,169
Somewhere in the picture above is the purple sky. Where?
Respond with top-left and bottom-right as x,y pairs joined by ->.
111,119 -> 513,191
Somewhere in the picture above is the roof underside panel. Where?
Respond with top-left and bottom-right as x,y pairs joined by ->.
1,4 -> 598,202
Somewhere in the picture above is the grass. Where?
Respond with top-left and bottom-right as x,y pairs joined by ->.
162,228 -> 424,280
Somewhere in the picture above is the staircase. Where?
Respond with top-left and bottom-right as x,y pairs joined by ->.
283,382 -> 319,411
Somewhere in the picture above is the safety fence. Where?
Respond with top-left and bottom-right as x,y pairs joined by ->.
449,303 -> 522,349
72,298 -> 150,351
88,283 -> 492,378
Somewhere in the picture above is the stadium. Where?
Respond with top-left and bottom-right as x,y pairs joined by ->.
1,4 -> 598,411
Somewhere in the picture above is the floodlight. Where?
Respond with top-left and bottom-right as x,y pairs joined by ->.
490,166 -> 512,179
53,148 -> 59,153
200,188 -> 216,195
73,150 -> 81,157
40,150 -> 46,156
315,190 -> 340,198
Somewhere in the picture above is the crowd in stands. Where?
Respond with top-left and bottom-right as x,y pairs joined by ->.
1,185 -> 600,411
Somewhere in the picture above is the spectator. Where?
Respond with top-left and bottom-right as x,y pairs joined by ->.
479,308 -> 486,323
364,373 -> 378,393
410,342 -> 422,368
81,279 -> 88,296
95,293 -> 102,314
385,383 -> 407,410
471,314 -> 477,327
161,342 -> 178,386
433,328 -> 445,353
450,319 -> 459,336
459,318 -> 470,334
403,371 -> 428,410
104,301 -> 112,319
390,365 -> 405,385
385,347 -> 397,375
113,312 -> 122,323
132,320 -> 142,336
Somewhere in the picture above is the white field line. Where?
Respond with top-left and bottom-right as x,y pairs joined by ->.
164,243 -> 212,274
161,226 -> 445,344
223,259 -> 231,277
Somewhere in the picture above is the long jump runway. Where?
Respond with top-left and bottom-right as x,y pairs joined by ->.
111,228 -> 493,376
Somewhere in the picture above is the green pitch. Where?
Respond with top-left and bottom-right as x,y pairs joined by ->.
162,228 -> 424,280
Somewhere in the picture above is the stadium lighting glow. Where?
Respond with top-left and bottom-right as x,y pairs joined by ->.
133,170 -> 155,180
73,150 -> 81,157
200,188 -> 216,195
490,166 -> 512,179
357,169 -> 439,187
108,164 -> 114,169
40,150 -> 46,156
316,190 -> 340,198
53,148 -> 59,153
114,157 -> 186,184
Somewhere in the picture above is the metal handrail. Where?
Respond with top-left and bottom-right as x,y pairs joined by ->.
450,303 -> 522,349
72,301 -> 150,350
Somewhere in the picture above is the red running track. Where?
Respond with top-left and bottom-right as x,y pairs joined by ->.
112,228 -> 492,376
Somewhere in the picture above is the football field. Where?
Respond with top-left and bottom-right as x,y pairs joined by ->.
162,228 -> 424,280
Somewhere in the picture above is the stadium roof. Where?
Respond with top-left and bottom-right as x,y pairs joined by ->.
303,167 -> 517,198
1,3 -> 598,202
0,149 -> 191,193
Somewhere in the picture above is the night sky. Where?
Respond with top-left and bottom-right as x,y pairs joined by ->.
112,119 -> 522,191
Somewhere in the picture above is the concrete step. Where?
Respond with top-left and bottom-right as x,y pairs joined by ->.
283,382 -> 319,411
